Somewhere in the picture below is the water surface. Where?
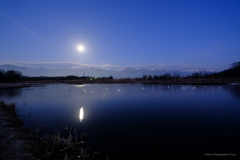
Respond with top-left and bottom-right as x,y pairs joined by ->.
1,84 -> 240,159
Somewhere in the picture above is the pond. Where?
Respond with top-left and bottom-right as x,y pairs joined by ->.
0,84 -> 240,159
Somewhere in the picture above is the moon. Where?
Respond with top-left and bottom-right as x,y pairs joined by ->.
77,45 -> 85,52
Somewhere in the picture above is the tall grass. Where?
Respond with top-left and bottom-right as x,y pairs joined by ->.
38,125 -> 96,160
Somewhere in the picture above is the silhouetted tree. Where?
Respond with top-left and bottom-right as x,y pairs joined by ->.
172,72 -> 181,79
66,75 -> 78,79
153,75 -> 159,80
5,70 -> 22,82
0,70 -> 5,82
109,75 -> 113,79
148,75 -> 153,79
164,73 -> 171,79
202,71 -> 211,78
191,71 -> 205,79
230,61 -> 240,69
142,75 -> 147,79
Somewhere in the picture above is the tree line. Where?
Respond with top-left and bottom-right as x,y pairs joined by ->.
0,70 -> 22,82
142,71 -> 211,80
0,61 -> 239,82
141,61 -> 240,80
0,69 -> 114,83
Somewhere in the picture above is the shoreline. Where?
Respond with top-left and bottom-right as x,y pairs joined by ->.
0,101 -> 40,160
0,83 -> 35,89
0,80 -> 240,89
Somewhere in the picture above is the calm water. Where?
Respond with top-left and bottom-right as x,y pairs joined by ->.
1,84 -> 240,159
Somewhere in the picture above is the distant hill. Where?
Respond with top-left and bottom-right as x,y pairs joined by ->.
0,64 -> 192,78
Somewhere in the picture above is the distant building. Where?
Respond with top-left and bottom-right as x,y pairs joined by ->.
83,71 -> 85,76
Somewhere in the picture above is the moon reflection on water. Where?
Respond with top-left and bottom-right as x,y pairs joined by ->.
79,107 -> 84,122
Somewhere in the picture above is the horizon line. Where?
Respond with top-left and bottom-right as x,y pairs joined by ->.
0,61 -> 218,73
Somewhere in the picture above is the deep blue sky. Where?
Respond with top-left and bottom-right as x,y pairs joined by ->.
0,0 -> 240,71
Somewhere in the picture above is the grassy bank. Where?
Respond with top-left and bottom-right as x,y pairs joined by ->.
0,101 -> 41,159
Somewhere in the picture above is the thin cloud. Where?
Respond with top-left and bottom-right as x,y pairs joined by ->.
99,63 -> 121,68
0,11 -> 47,44
2,61 -> 99,68
133,64 -> 192,70
1,61 -> 213,71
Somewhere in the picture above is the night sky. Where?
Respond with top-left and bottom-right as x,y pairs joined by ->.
0,0 -> 240,71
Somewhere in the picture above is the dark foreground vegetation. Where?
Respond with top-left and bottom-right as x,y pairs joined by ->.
0,101 -> 102,160
0,62 -> 239,85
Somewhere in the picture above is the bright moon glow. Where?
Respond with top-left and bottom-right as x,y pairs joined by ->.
77,45 -> 85,52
